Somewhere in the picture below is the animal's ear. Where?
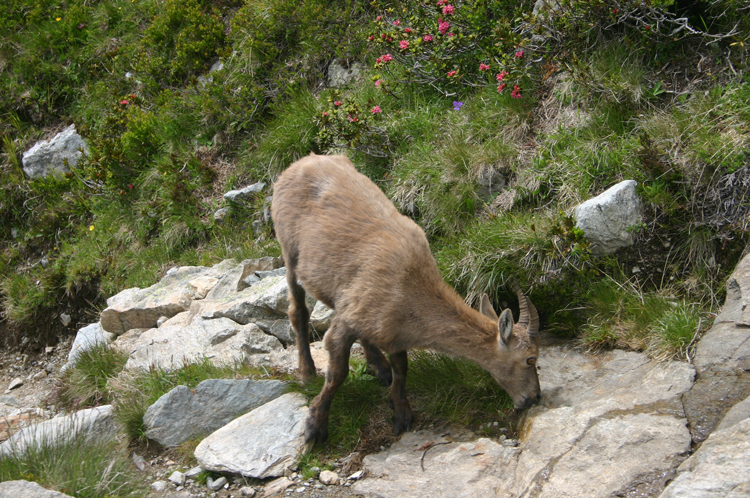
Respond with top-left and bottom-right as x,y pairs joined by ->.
498,309 -> 514,346
479,293 -> 499,321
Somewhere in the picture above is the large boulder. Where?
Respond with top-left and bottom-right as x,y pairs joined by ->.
0,405 -> 117,457
143,379 -> 288,447
120,318 -> 282,371
354,346 -> 694,498
22,124 -> 88,179
100,263 -> 235,335
194,392 -> 309,478
574,180 -> 642,255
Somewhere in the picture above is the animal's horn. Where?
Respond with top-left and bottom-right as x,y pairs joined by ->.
513,283 -> 539,336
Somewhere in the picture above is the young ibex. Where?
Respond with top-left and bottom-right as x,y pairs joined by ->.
272,154 -> 541,444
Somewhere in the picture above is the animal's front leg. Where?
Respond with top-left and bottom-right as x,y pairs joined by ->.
305,319 -> 355,444
361,339 -> 392,387
389,351 -> 413,435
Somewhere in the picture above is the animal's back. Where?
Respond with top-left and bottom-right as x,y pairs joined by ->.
272,154 -> 441,321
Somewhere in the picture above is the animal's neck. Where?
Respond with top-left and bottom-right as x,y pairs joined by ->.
413,283 -> 498,364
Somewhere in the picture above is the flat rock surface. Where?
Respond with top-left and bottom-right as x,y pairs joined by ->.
144,379 -> 288,447
195,392 -> 309,479
0,480 -> 74,498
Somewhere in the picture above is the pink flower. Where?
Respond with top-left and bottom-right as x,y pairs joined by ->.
496,71 -> 509,81
497,83 -> 506,92
442,4 -> 454,15
348,115 -> 359,123
120,100 -> 128,105
128,184 -> 134,189
381,53 -> 393,62
334,101 -> 342,107
447,70 -> 457,77
381,33 -> 387,39
438,19 -> 450,35
511,85 -> 522,98
376,15 -> 382,21
393,20 -> 401,26
368,35 -> 374,41
405,28 -> 413,34
437,0 -> 446,5
399,40 -> 409,50
375,79 -> 382,88
448,33 -> 455,37
371,106 -> 382,114
322,112 -> 329,116
479,63 -> 490,71
515,50 -> 524,58
388,37 -> 393,42
423,34 -> 434,42
376,57 -> 382,64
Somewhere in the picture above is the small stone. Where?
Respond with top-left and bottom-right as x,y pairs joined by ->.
214,207 -> 230,222
0,395 -> 19,407
314,483 -> 324,490
132,453 -> 148,471
151,480 -> 169,492
208,476 -> 227,491
319,470 -> 339,485
295,487 -> 305,493
45,347 -> 55,355
156,316 -> 169,327
263,477 -> 294,496
6,378 -> 23,392
185,465 -> 204,479
347,470 -> 364,480
60,313 -> 72,326
169,470 -> 186,486
240,486 -> 256,497
33,370 -> 47,381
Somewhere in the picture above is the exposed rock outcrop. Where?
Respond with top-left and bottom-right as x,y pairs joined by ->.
22,125 -> 88,179
574,180 -> 642,254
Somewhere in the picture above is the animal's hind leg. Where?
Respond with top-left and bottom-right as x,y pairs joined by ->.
360,339 -> 392,387
389,351 -> 413,435
306,318 -> 356,444
287,267 -> 315,381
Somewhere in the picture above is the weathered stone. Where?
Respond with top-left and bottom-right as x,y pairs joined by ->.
213,207 -> 230,222
574,180 -> 642,254
240,486 -> 257,497
195,392 -> 309,478
144,379 -> 288,447
101,263 -> 234,334
150,480 -> 168,492
327,59 -> 365,87
310,301 -> 335,333
61,322 -> 114,373
189,276 -> 218,300
60,313 -> 72,327
0,395 -> 19,408
269,319 -> 295,345
717,393 -> 750,432
262,477 -> 294,497
659,417 -> 750,498
0,480 -> 74,498
319,470 -> 339,485
208,476 -> 228,491
224,182 -> 266,203
22,124 -> 88,179
5,378 -> 23,392
168,471 -> 186,486
121,318 -> 283,371
0,405 -> 117,456
200,275 -> 291,323
206,258 -> 284,299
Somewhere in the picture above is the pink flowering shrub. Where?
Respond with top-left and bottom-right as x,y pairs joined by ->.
314,91 -> 390,157
367,0 -> 534,99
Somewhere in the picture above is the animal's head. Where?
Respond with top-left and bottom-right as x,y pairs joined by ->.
479,286 -> 541,410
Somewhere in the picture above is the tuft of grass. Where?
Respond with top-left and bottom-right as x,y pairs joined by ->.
110,358 -> 264,443
407,351 -> 515,428
55,342 -> 129,411
0,434 -> 146,498
580,279 -> 706,358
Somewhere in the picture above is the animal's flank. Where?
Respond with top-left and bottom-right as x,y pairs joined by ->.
271,154 -> 541,445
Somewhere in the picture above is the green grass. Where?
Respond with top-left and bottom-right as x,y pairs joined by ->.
55,342 -> 129,411
0,434 -> 146,497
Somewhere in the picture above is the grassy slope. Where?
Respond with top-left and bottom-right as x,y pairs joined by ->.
0,0 -> 748,360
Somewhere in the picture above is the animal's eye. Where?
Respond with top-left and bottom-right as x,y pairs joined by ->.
526,357 -> 536,366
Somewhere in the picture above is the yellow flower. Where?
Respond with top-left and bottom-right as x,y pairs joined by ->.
56,17 -> 61,21
89,225 -> 94,231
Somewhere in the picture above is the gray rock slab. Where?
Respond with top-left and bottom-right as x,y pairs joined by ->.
715,251 -> 750,326
101,263 -> 234,335
693,322 -> 750,375
717,393 -> 750,432
0,480 -> 74,498
120,318 -> 283,371
199,275 -> 291,322
224,182 -> 266,203
310,301 -> 335,333
574,179 -> 642,254
194,392 -> 309,478
659,417 -> 750,498
0,405 -> 117,456
61,322 -> 114,373
144,379 -> 288,447
22,124 -> 88,179
682,372 -> 750,445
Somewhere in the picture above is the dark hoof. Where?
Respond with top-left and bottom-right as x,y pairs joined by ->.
377,368 -> 393,387
299,368 -> 318,383
393,413 -> 414,436
305,416 -> 328,445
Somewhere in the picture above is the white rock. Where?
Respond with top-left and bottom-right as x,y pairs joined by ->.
150,480 -> 168,492
310,301 -> 335,333
224,182 -> 266,203
22,125 -> 88,179
194,393 -> 309,478
319,470 -> 339,485
574,180 -> 642,254
6,378 -> 23,392
168,471 -> 185,486
207,476 -> 227,491
240,486 -> 257,497
61,322 -> 114,373
0,480 -> 74,497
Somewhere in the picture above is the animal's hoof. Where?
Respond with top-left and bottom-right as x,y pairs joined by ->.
377,368 -> 393,387
299,368 -> 318,384
305,417 -> 328,445
393,413 -> 414,436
